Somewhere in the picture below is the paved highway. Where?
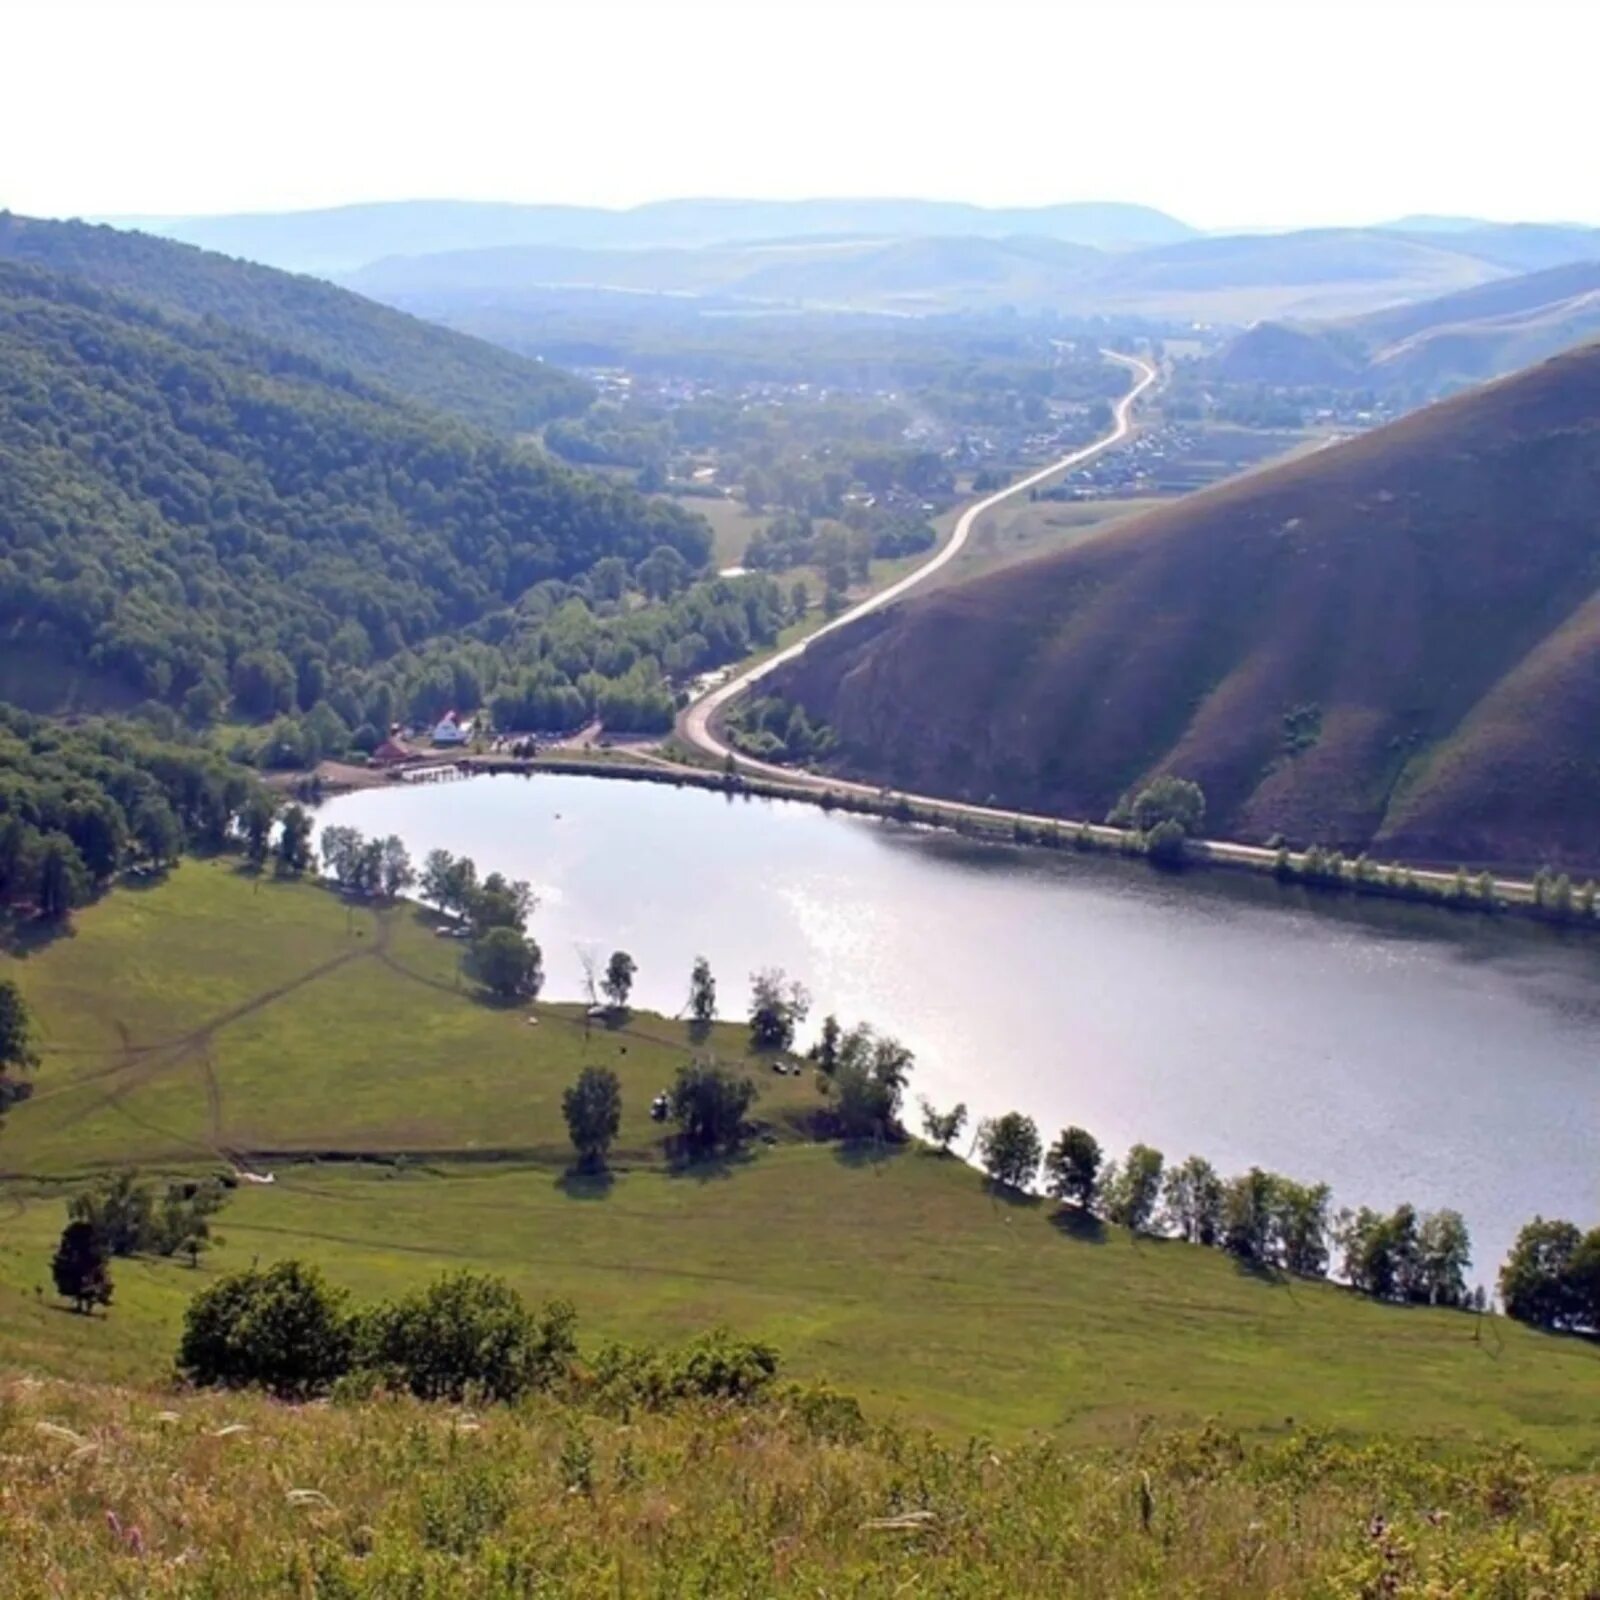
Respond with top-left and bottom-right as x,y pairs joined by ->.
681,349 -> 1157,766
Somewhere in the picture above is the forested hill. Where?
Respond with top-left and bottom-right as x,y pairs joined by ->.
775,341 -> 1600,871
0,213 -> 590,433
0,259 -> 710,720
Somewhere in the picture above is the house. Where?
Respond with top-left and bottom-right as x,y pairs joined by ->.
432,710 -> 472,747
370,735 -> 413,766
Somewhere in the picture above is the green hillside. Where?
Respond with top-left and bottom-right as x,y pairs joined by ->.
775,343 -> 1600,870
0,259 -> 708,718
3,862 -> 1599,1455
0,212 -> 590,431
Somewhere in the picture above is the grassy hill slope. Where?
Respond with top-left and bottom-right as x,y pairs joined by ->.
2,863 -> 1598,1453
0,213 -> 590,432
775,343 -> 1600,869
0,260 -> 705,715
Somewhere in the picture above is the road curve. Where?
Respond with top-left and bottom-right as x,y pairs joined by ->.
682,349 -> 1158,768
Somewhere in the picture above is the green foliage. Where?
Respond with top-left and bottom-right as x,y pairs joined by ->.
1500,1217 -> 1599,1331
1045,1126 -> 1104,1210
178,1260 -> 355,1399
0,211 -> 591,433
978,1111 -> 1042,1190
747,967 -> 810,1050
593,1328 -> 782,1409
919,1097 -> 968,1153
1122,775 -> 1207,835
818,1024 -> 914,1140
670,1060 -> 758,1158
1102,1142 -> 1164,1230
468,927 -> 544,1002
726,694 -> 838,764
51,1220 -> 112,1314
601,949 -> 636,1009
562,1066 -> 623,1170
687,954 -> 717,1023
0,259 -> 707,727
357,1271 -> 577,1403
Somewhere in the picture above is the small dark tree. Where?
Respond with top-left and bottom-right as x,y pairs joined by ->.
563,1066 -> 623,1171
1103,1143 -> 1163,1231
243,794 -> 276,872
813,1014 -> 842,1074
748,968 -> 810,1051
69,1171 -> 155,1256
977,1112 -> 1042,1191
37,835 -> 89,921
1161,1155 -> 1224,1245
602,950 -> 637,1011
0,978 -> 38,1116
1499,1217 -> 1584,1330
670,1061 -> 758,1159
1044,1126 -> 1103,1211
52,1220 -> 112,1314
688,956 -> 717,1024
919,1097 -> 968,1155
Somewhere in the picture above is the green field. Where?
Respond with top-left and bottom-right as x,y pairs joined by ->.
3,864 -> 1598,1456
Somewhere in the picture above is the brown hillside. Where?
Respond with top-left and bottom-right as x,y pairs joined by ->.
775,344 -> 1600,870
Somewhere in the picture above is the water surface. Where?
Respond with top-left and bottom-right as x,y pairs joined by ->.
319,772 -> 1600,1280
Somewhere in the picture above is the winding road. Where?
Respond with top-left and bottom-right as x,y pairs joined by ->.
681,349 -> 1157,775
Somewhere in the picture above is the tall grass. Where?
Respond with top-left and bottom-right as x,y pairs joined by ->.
3,1372 -> 1596,1597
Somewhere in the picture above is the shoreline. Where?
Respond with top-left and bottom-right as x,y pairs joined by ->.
306,750 -> 1598,933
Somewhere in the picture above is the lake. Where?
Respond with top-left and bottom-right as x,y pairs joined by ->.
318,770 -> 1600,1281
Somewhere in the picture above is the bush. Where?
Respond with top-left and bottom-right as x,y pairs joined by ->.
357,1272 -> 576,1403
670,1060 -> 758,1158
178,1261 -> 354,1399
593,1329 -> 780,1409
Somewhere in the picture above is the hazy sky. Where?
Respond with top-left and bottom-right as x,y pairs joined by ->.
7,0 -> 1596,229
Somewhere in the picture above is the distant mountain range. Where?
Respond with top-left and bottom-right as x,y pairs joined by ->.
0,213 -> 589,432
772,342 -> 1600,870
336,224 -> 1600,330
1217,258 -> 1600,395
99,198 -> 1200,274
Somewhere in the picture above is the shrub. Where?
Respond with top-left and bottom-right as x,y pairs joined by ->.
593,1329 -> 780,1409
357,1272 -> 577,1403
178,1261 -> 354,1399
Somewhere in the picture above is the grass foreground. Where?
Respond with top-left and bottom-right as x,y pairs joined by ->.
1,862 -> 1598,1461
5,1372 -> 1599,1598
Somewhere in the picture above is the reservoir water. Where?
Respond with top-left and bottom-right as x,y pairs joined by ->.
318,771 -> 1600,1282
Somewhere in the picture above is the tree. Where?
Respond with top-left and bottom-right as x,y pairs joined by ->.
748,968 -> 811,1051
978,1112 -> 1042,1191
1103,1143 -> 1164,1231
602,950 -> 637,1010
1161,1155 -> 1224,1245
0,978 -> 37,1077
131,796 -> 183,865
1044,1126 -> 1103,1210
1417,1209 -> 1472,1308
1499,1217 -> 1585,1330
178,1261 -> 354,1399
670,1060 -> 758,1158
52,1220 -> 112,1314
275,804 -> 312,876
357,1272 -> 576,1403
378,835 -> 415,899
1123,776 -> 1206,836
813,1014 -> 842,1074
919,1098 -> 968,1155
1270,1178 -> 1331,1278
469,928 -> 544,1002
688,955 -> 717,1024
37,834 -> 88,921
242,794 -> 276,871
69,1170 -> 155,1257
1221,1168 -> 1275,1263
563,1066 -> 623,1170
468,872 -> 534,935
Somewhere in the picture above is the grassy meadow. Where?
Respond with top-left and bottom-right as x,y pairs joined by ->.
2,861 -> 1599,1460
